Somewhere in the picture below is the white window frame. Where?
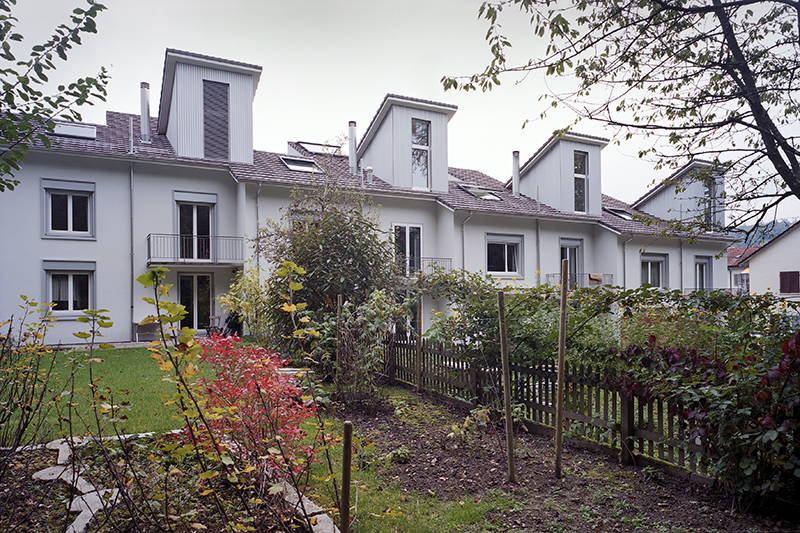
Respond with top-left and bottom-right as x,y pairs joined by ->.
486,234 -> 523,277
411,118 -> 431,190
641,253 -> 668,288
177,202 -> 214,262
41,179 -> 95,240
178,272 -> 215,331
574,151 -> 588,213
47,271 -> 92,315
392,223 -> 423,275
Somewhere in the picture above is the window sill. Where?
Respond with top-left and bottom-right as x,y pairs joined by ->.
42,234 -> 96,241
49,313 -> 88,321
488,272 -> 524,280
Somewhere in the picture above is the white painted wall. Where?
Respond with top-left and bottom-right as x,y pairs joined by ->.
747,228 -> 800,301
636,169 -> 725,228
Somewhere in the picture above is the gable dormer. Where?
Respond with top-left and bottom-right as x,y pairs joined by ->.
156,49 -> 262,164
632,160 -> 725,229
517,132 -> 607,216
357,94 -> 457,193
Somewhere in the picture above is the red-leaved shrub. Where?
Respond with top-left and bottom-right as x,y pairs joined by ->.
198,335 -> 316,477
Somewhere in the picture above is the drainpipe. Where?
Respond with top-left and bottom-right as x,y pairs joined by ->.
535,218 -> 541,285
622,235 -> 633,288
679,239 -> 684,291
255,182 -> 262,272
128,117 -> 136,342
237,180 -> 246,239
460,210 -> 473,269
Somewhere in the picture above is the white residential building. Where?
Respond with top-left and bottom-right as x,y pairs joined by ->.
729,222 -> 800,302
0,49 -> 735,344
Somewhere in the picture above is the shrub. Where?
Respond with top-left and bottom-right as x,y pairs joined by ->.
198,335 -> 317,476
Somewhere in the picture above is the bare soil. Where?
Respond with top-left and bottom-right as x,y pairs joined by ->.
334,386 -> 800,533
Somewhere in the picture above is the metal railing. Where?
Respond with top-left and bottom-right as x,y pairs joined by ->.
147,233 -> 245,264
544,272 -> 614,288
397,256 -> 452,276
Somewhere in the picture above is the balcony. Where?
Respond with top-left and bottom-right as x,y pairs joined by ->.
545,272 -> 614,288
397,256 -> 452,276
147,233 -> 245,265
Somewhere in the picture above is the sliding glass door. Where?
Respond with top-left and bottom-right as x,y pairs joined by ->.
179,273 -> 212,330
179,203 -> 211,260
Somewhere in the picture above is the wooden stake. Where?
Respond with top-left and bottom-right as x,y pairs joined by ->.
341,420 -> 353,533
497,290 -> 516,483
414,298 -> 423,391
554,258 -> 569,478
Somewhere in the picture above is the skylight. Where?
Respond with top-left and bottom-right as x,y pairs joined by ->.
608,208 -> 634,221
464,187 -> 502,201
52,123 -> 96,140
296,141 -> 341,155
280,156 -> 323,173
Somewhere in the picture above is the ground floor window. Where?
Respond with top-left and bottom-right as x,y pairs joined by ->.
487,234 -> 522,276
179,273 -> 213,330
733,272 -> 750,294
694,256 -> 712,291
49,271 -> 91,312
779,271 -> 800,294
641,254 -> 667,288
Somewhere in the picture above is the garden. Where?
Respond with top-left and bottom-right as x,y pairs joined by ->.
2,187 -> 799,532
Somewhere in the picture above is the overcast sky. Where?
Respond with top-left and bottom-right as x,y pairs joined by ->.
14,0 -> 800,215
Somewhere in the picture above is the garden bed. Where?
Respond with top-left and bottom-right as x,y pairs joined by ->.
314,386 -> 799,533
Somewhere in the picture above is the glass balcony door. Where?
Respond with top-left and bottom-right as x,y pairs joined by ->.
179,273 -> 212,330
394,225 -> 421,275
179,203 -> 212,260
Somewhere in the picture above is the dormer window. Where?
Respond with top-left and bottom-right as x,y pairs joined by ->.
203,80 -> 230,160
574,151 -> 588,212
411,118 -> 430,189
608,208 -> 633,221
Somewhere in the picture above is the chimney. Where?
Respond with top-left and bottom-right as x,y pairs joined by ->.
140,82 -> 151,143
348,120 -> 357,174
512,150 -> 520,198
364,166 -> 373,185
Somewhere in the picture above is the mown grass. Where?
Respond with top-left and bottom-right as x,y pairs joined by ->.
40,346 -> 201,440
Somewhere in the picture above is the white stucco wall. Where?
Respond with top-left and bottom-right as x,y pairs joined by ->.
747,227 -> 800,301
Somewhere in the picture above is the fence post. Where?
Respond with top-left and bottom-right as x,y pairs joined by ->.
497,290 -> 516,483
414,298 -> 423,391
620,394 -> 636,466
554,258 -> 569,479
340,420 -> 353,533
387,334 -> 397,382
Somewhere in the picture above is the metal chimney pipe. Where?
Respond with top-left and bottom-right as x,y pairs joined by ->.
140,82 -> 151,143
348,121 -> 357,174
512,150 -> 520,198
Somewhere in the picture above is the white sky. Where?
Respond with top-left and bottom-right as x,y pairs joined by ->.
13,0 -> 800,214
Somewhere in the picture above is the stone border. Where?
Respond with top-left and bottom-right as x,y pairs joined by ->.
26,431 -> 339,533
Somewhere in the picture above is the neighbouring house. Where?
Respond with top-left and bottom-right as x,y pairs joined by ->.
729,221 -> 800,301
727,246 -> 760,295
0,49 -> 735,343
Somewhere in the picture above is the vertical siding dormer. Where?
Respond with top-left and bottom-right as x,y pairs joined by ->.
517,132 -> 608,216
157,49 -> 262,164
357,95 -> 457,193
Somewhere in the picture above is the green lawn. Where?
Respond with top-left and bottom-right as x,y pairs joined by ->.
42,346 -> 190,440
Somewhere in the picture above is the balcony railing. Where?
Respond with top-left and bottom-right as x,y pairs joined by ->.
147,233 -> 245,265
397,256 -> 452,276
545,272 -> 614,288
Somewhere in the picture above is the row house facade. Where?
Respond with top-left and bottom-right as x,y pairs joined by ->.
0,49 -> 735,344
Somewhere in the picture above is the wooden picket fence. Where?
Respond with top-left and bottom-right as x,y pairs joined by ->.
384,337 -> 709,478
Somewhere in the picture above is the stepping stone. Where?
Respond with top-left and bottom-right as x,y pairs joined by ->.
32,465 -> 98,493
67,489 -> 119,533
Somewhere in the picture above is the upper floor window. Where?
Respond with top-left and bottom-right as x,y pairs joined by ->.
779,271 -> 800,294
42,179 -> 95,239
487,234 -> 522,277
703,177 -> 715,226
203,80 -> 230,160
574,151 -> 588,213
641,253 -> 667,288
394,224 -> 421,275
179,203 -> 212,260
411,119 -> 430,189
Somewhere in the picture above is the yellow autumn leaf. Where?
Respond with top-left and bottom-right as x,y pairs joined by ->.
279,303 -> 297,313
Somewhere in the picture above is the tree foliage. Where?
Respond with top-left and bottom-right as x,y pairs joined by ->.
444,0 -> 800,240
0,0 -> 108,192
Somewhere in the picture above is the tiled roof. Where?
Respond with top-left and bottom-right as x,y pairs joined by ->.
165,48 -> 262,71
728,246 -> 761,267
601,194 -> 732,241
730,220 -> 800,264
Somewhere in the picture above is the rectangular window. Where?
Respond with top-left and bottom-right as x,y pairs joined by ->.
779,271 -> 800,294
574,177 -> 586,213
178,203 -> 212,260
694,256 -> 712,291
394,224 -> 422,275
487,235 -> 522,276
560,238 -> 583,288
411,118 -> 430,189
641,254 -> 667,288
49,271 -> 91,313
733,272 -> 750,294
179,273 -> 213,330
48,190 -> 91,234
574,151 -> 588,175
203,80 -> 230,160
